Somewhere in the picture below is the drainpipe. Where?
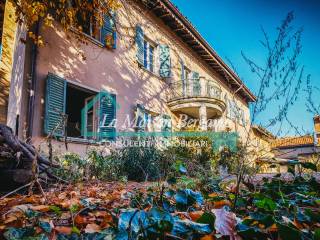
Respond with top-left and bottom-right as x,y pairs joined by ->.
26,22 -> 39,139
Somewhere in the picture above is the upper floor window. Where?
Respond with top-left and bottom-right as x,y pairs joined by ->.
71,0 -> 116,49
143,39 -> 155,72
226,96 -> 246,126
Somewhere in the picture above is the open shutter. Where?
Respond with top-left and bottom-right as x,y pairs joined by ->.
180,59 -> 186,96
101,12 -> 116,49
192,71 -> 200,96
159,45 -> 171,78
135,104 -> 146,131
161,114 -> 172,133
44,73 -> 66,136
136,25 -> 144,65
99,92 -> 116,140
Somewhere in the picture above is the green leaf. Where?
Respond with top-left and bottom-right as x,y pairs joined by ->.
254,197 -> 276,211
118,209 -> 148,235
72,226 -> 81,235
249,212 -> 275,228
277,223 -> 301,240
172,219 -> 211,237
314,228 -> 320,240
301,162 -> 317,171
4,228 -> 25,240
70,204 -> 79,213
237,224 -> 268,240
148,207 -> 174,233
39,221 -> 52,233
196,212 -> 215,230
49,205 -> 62,216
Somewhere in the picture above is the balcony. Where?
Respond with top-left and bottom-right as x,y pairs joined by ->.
167,79 -> 226,125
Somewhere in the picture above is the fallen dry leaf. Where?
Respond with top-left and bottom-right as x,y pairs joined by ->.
212,208 -> 241,240
200,234 -> 215,240
213,200 -> 231,209
30,205 -> 50,212
189,211 -> 204,221
84,223 -> 101,233
55,226 -> 72,235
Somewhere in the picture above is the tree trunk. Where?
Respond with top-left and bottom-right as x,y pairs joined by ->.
0,124 -> 60,191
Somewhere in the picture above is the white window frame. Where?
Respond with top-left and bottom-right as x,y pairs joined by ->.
143,39 -> 156,73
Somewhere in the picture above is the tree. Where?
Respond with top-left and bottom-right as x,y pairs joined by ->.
9,0 -> 121,45
231,12 -> 309,209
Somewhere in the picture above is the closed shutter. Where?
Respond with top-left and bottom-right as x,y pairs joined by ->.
99,92 -> 116,140
44,73 -> 67,136
192,71 -> 200,96
101,12 -> 116,49
136,25 -> 144,65
159,45 -> 171,78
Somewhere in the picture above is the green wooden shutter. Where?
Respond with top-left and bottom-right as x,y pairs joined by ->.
44,73 -> 66,136
101,12 -> 117,49
99,92 -> 116,140
136,25 -> 144,65
159,45 -> 171,78
192,71 -> 200,96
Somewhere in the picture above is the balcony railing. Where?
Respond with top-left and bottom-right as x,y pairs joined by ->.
167,78 -> 222,102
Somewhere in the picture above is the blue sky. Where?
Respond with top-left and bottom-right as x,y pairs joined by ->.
171,0 -> 320,136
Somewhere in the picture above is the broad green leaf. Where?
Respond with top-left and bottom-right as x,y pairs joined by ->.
314,228 -> 320,240
39,221 -> 52,233
254,197 -> 276,211
277,223 -> 301,240
172,219 -> 211,237
196,212 -> 215,230
236,223 -> 268,240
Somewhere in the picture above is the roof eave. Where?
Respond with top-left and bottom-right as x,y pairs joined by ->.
147,0 -> 257,102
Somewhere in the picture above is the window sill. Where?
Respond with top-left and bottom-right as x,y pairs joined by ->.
138,63 -> 168,81
59,137 -> 100,145
70,28 -> 104,48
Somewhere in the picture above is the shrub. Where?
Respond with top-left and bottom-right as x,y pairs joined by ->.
54,149 -> 124,182
111,145 -> 166,182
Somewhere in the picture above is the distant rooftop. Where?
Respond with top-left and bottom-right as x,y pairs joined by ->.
271,135 -> 314,149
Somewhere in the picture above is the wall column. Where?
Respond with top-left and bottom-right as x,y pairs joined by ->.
199,104 -> 207,131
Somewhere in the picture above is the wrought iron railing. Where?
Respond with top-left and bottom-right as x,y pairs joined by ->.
168,78 -> 222,101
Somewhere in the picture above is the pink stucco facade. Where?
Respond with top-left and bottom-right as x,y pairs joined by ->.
10,1 -> 255,155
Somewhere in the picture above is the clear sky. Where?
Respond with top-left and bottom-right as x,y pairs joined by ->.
171,0 -> 320,136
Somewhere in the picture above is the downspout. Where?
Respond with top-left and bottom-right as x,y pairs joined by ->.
26,21 -> 39,139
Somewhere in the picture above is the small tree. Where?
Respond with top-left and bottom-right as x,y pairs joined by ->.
231,12 -> 309,209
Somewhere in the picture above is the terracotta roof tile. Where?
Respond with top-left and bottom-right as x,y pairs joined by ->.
271,135 -> 314,148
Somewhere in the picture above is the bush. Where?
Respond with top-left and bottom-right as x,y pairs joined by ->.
163,136 -> 216,179
54,149 -> 124,182
110,145 -> 167,182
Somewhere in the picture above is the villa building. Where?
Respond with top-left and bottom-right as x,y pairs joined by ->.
1,0 -> 257,154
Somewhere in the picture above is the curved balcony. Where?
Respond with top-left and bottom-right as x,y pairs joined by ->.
167,79 -> 226,119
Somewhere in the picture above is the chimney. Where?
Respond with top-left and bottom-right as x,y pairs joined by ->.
314,115 -> 320,145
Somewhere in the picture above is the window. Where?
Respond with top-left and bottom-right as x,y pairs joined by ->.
180,63 -> 191,96
65,84 -> 97,139
72,1 -> 116,48
44,74 -> 116,141
143,40 -> 155,72
225,97 -> 246,126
